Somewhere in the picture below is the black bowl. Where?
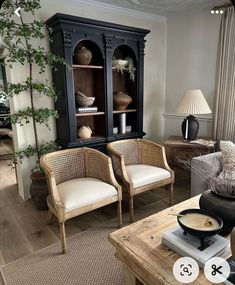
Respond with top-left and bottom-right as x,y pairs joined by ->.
177,208 -> 223,249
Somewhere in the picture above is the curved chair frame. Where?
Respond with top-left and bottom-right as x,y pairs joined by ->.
40,147 -> 122,253
107,139 -> 174,222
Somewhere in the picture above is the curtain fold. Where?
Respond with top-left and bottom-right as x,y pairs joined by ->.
213,7 -> 235,141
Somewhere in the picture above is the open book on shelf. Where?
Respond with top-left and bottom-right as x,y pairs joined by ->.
189,139 -> 216,147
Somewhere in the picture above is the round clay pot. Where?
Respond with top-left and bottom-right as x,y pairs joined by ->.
113,92 -> 132,111
30,171 -> 48,210
75,47 -> 92,65
78,126 -> 92,139
199,189 -> 235,235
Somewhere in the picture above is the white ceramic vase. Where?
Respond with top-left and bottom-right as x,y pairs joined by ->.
77,126 -> 92,139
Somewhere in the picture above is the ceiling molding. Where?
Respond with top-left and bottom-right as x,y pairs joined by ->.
70,0 -> 167,23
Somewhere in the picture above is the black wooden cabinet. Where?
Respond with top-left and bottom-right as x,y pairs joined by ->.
46,13 -> 150,149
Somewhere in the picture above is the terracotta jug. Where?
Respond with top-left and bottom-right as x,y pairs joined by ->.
78,126 -> 92,139
113,92 -> 132,111
76,47 -> 92,65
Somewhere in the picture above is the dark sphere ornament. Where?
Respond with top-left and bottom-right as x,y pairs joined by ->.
182,115 -> 199,140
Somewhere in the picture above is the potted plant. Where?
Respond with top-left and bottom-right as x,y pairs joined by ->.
112,56 -> 136,81
0,0 -> 66,209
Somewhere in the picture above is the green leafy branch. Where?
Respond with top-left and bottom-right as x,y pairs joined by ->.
10,107 -> 58,128
0,0 -> 66,163
13,141 -> 61,164
0,0 -> 41,16
0,79 -> 57,100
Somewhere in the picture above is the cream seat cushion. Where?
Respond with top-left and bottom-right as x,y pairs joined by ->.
126,164 -> 171,188
57,177 -> 117,212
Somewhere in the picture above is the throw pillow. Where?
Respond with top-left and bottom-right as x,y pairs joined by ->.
218,140 -> 235,180
210,176 -> 235,197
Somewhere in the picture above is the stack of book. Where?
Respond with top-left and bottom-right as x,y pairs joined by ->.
77,106 -> 98,113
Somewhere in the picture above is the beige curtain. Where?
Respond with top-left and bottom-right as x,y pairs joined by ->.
214,7 -> 235,141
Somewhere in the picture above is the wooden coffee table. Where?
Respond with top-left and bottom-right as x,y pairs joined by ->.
109,196 -> 230,285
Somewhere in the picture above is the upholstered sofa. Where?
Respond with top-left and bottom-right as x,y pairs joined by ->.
191,152 -> 223,197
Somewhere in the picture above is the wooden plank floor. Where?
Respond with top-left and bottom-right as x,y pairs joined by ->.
0,159 -> 190,266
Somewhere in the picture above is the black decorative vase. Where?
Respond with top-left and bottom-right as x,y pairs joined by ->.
182,115 -> 199,140
199,189 -> 235,235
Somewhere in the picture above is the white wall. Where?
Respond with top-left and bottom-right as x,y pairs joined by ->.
164,10 -> 221,139
10,0 -> 167,199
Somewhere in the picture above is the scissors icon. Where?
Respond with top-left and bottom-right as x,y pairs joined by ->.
211,264 -> 223,276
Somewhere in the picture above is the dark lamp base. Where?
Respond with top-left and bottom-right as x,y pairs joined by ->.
181,115 -> 199,141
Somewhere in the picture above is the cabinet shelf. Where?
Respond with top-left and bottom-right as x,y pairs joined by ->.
113,109 -> 137,114
112,67 -> 128,71
77,135 -> 105,143
112,132 -> 145,140
76,112 -> 105,117
73,65 -> 103,69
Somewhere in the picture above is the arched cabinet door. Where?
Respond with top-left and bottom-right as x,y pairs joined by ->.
72,40 -> 106,144
111,44 -> 138,137
46,13 -> 149,150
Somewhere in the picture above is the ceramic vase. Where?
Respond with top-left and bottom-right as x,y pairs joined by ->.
30,171 -> 48,210
199,189 -> 235,235
113,92 -> 132,111
76,47 -> 92,65
78,126 -> 92,139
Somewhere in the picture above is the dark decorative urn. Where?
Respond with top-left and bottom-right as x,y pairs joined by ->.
199,189 -> 235,235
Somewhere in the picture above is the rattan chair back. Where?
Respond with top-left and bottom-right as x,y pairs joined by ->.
43,148 -> 86,185
140,140 -> 166,168
108,139 -> 139,165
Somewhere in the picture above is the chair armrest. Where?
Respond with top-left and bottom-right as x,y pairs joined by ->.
191,152 -> 223,197
107,144 -> 132,188
141,140 -> 174,181
40,155 -> 65,220
85,148 -> 122,199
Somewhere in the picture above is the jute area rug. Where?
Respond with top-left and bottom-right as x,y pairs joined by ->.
0,222 -> 124,285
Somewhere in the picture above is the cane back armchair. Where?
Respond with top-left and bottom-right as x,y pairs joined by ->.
40,147 -> 122,253
107,139 -> 174,222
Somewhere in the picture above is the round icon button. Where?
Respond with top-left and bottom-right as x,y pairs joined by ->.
173,257 -> 199,283
204,257 -> 230,283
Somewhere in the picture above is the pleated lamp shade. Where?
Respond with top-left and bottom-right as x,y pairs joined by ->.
176,89 -> 212,115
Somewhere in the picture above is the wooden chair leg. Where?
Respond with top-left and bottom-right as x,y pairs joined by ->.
129,196 -> 134,223
169,183 -> 174,206
117,200 -> 122,228
46,210 -> 54,225
60,222 -> 67,254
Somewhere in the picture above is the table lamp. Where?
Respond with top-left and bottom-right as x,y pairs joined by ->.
175,89 -> 212,141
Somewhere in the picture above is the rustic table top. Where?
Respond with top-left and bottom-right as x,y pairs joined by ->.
164,136 -> 215,149
109,196 -> 230,285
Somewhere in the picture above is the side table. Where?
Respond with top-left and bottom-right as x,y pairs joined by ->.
164,136 -> 215,169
